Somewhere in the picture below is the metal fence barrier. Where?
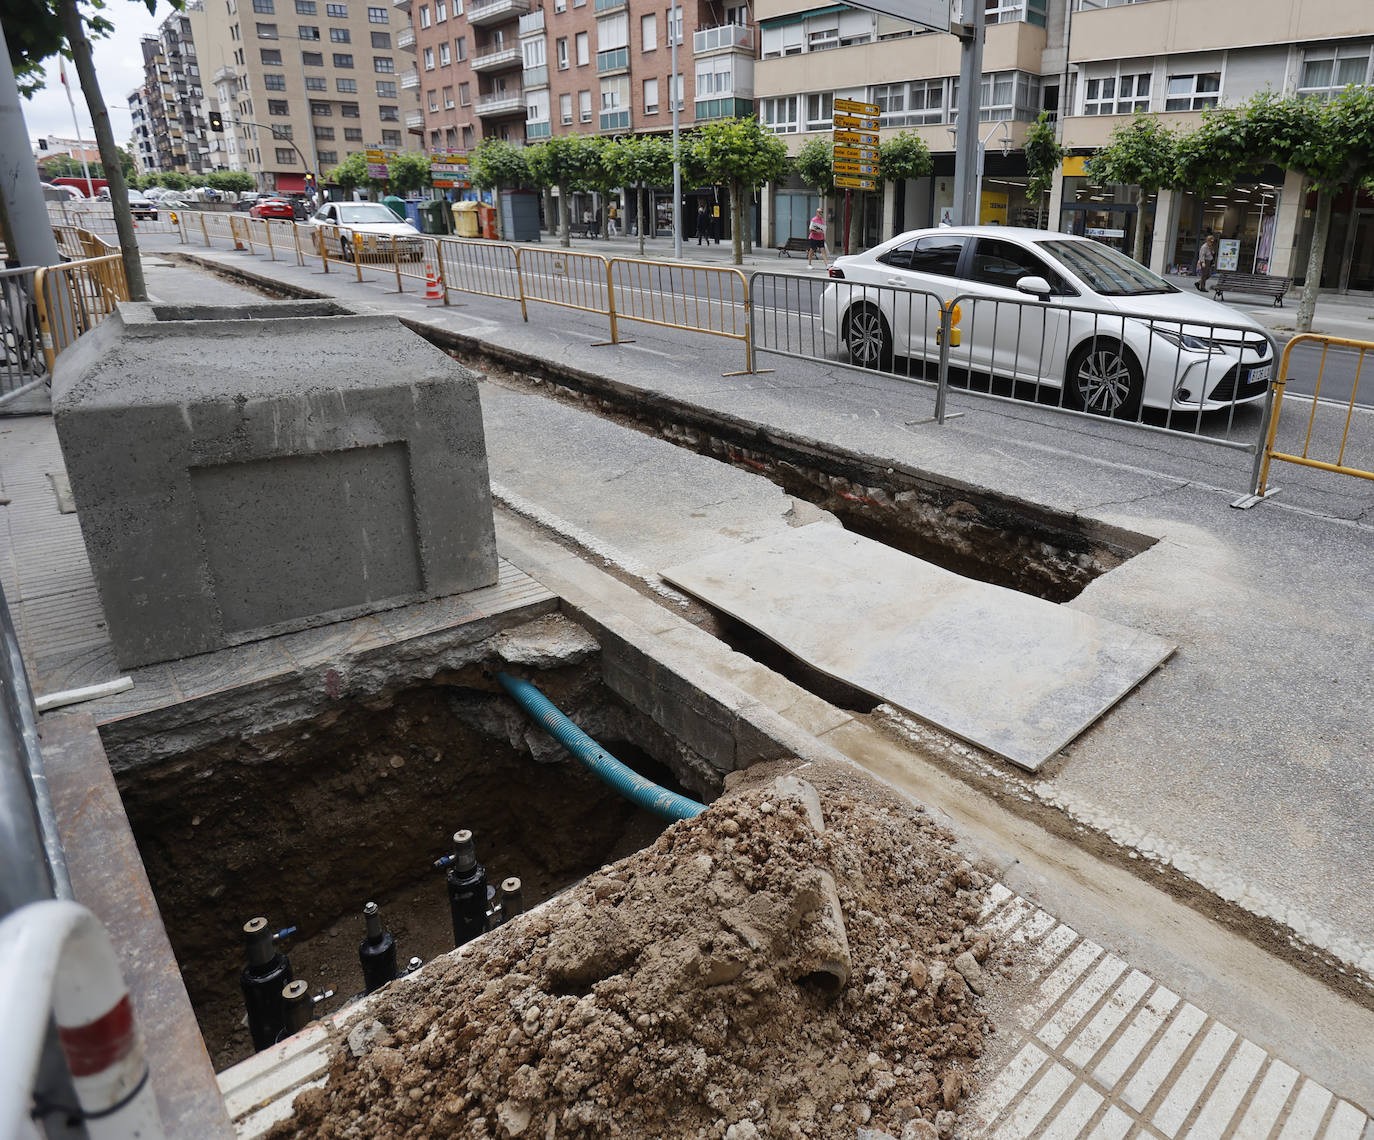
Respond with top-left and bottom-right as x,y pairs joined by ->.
514,246 -> 610,331
1236,333 -> 1374,506
608,258 -> 754,369
435,236 -> 521,302
33,254 -> 130,374
0,266 -> 46,407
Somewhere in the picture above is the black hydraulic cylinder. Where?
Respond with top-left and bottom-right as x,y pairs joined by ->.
445,829 -> 488,948
281,980 -> 312,1037
500,877 -> 524,923
240,917 -> 293,1052
358,901 -> 398,994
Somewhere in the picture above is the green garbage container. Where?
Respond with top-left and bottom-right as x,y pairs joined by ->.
381,194 -> 407,221
418,199 -> 451,235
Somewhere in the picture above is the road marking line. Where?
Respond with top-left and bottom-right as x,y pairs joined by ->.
1037,954 -> 1128,1049
1275,1080 -> 1334,1140
1039,1083 -> 1105,1140
1092,985 -> 1179,1090
1064,969 -> 1153,1071
1022,941 -> 1104,1028
975,1041 -> 1051,1128
1233,1059 -> 1300,1138
1183,1039 -> 1266,1139
992,1062 -> 1076,1140
1120,1002 -> 1207,1111
1151,1021 -> 1237,1136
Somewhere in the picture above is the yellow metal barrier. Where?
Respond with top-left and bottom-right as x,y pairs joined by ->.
1253,333 -> 1373,497
435,236 -> 520,302
33,254 -> 130,373
51,225 -> 86,260
607,258 -> 754,369
514,247 -> 610,332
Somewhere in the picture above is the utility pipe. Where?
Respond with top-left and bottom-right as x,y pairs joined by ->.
495,673 -> 705,821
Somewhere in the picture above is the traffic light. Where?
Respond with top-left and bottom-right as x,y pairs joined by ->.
208,111 -> 224,132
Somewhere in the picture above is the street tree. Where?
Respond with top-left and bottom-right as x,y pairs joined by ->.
154,171 -> 187,190
795,135 -> 834,202
469,137 -> 530,191
527,134 -> 600,248
1086,113 -> 1176,262
686,117 -> 788,265
205,170 -> 255,193
1022,111 -> 1061,229
1234,86 -> 1374,331
879,130 -> 933,239
603,134 -> 672,255
386,152 -> 432,196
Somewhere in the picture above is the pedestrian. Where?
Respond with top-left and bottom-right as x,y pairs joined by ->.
1195,233 -> 1216,292
807,206 -> 828,269
697,205 -> 708,245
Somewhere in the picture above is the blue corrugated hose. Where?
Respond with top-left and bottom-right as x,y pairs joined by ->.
495,672 -> 706,821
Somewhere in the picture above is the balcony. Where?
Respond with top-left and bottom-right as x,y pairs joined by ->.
598,109 -> 630,130
472,44 -> 522,71
596,47 -> 628,73
467,0 -> 529,27
400,67 -> 421,89
518,8 -> 543,34
694,96 -> 752,121
693,23 -> 752,54
396,25 -> 416,50
394,0 -> 411,10
524,63 -> 548,88
405,108 -> 425,128
476,86 -> 525,115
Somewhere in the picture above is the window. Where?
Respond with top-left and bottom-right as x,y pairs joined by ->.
379,103 -> 399,119
462,125 -> 474,148
556,37 -> 569,69
418,3 -> 430,25
268,98 -> 289,114
374,56 -> 395,71
875,79 -> 942,126
310,99 -> 331,114
578,88 -> 591,121
326,2 -> 347,14
1298,46 -> 1372,100
302,49 -> 324,64
455,35 -> 466,60
443,85 -> 454,107
968,69 -> 1040,121
256,21 -> 278,36
969,238 -> 1067,293
527,88 -> 549,123
341,100 -> 359,115
305,75 -> 327,90
336,77 -> 357,91
435,0 -> 446,19
459,80 -> 470,104
439,42 -> 450,65
1164,72 -> 1220,111
428,88 -> 439,111
695,56 -> 733,97
760,24 -> 803,58
554,0 -> 564,12
333,52 -> 353,66
560,91 -> 572,123
1084,71 -> 1150,115
314,124 -> 335,138
345,126 -> 363,139
666,5 -> 681,44
985,0 -> 1045,26
298,23 -> 319,36
317,149 -> 338,163
423,46 -> 434,69
264,72 -> 287,89
640,12 -> 656,50
371,30 -> 390,47
275,146 -> 296,162
598,11 -> 628,51
760,94 -> 798,132
295,0 -> 316,12
367,5 -> 387,19
804,91 -> 832,129
381,128 -> 401,146
878,234 -> 966,275
673,70 -> 682,109
643,76 -> 658,113
575,32 -> 589,66
523,37 -> 544,67
376,80 -> 396,96
252,0 -> 274,11
328,27 -> 348,42
260,47 -> 283,63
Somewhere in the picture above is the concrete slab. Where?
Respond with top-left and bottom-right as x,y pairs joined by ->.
662,524 -> 1174,771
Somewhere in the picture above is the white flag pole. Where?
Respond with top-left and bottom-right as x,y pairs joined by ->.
59,56 -> 95,194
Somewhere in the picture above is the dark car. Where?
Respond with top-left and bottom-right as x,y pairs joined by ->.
127,194 -> 159,220
249,197 -> 295,220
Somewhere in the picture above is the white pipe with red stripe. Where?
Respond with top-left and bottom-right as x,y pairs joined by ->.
0,899 -> 164,1140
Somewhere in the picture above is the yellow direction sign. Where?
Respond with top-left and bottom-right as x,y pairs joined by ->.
833,129 -> 879,146
365,148 -> 386,164
833,114 -> 880,131
833,146 -> 878,162
834,160 -> 879,176
835,98 -> 880,116
835,175 -> 877,190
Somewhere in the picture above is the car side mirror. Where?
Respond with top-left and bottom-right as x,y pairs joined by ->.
1017,275 -> 1052,300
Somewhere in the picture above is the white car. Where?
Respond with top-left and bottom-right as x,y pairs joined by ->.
819,226 -> 1276,418
308,201 -> 423,260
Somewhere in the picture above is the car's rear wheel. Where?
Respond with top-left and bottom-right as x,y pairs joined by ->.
1066,338 -> 1143,418
844,303 -> 892,371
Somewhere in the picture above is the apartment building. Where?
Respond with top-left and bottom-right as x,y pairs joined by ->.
195,0 -> 419,190
129,12 -> 216,178
128,89 -> 156,176
755,0 -> 1373,291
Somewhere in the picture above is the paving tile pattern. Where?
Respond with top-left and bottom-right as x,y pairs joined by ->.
968,886 -> 1372,1140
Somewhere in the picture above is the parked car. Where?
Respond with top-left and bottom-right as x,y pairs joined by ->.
819,226 -> 1276,419
249,197 -> 296,220
236,192 -> 263,211
127,193 -> 159,220
308,201 -> 423,260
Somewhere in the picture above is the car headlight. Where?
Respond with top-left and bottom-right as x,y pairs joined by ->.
1154,328 -> 1224,353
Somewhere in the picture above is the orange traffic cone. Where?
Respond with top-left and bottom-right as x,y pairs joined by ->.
424,264 -> 443,301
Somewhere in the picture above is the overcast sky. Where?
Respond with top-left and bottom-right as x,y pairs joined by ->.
18,7 -> 164,151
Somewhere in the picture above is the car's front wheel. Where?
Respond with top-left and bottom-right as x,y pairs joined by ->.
1066,339 -> 1143,419
340,237 -> 353,262
844,303 -> 892,371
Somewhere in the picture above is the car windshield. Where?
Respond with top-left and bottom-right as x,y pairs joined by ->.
1036,239 -> 1177,297
338,204 -> 402,224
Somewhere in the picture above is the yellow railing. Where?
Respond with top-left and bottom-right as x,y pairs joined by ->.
1254,333 -> 1373,496
33,254 -> 130,373
607,258 -> 753,370
435,237 -> 520,302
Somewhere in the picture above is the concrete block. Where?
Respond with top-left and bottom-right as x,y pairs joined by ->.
52,301 -> 497,668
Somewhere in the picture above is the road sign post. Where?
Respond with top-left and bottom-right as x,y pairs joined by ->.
833,99 -> 881,256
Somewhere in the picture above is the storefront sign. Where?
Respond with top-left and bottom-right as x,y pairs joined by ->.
1085,227 -> 1125,238
1062,156 -> 1090,178
1218,238 -> 1241,271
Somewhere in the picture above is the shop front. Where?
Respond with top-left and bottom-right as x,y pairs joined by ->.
1294,185 -> 1374,293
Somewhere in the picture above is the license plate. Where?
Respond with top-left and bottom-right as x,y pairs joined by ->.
1247,364 -> 1272,384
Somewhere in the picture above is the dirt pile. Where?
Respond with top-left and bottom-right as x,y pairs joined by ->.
268,761 -> 995,1140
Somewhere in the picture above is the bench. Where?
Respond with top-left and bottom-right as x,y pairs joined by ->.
1211,271 -> 1292,307
777,236 -> 812,257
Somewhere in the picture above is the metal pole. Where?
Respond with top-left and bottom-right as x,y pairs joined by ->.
58,60 -> 95,196
951,2 -> 985,227
671,4 -> 682,261
0,23 -> 65,269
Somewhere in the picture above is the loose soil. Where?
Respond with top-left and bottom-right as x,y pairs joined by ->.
268,758 -> 996,1140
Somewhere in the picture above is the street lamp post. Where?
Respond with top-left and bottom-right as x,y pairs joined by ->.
975,119 -> 1012,221
670,2 -> 681,260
